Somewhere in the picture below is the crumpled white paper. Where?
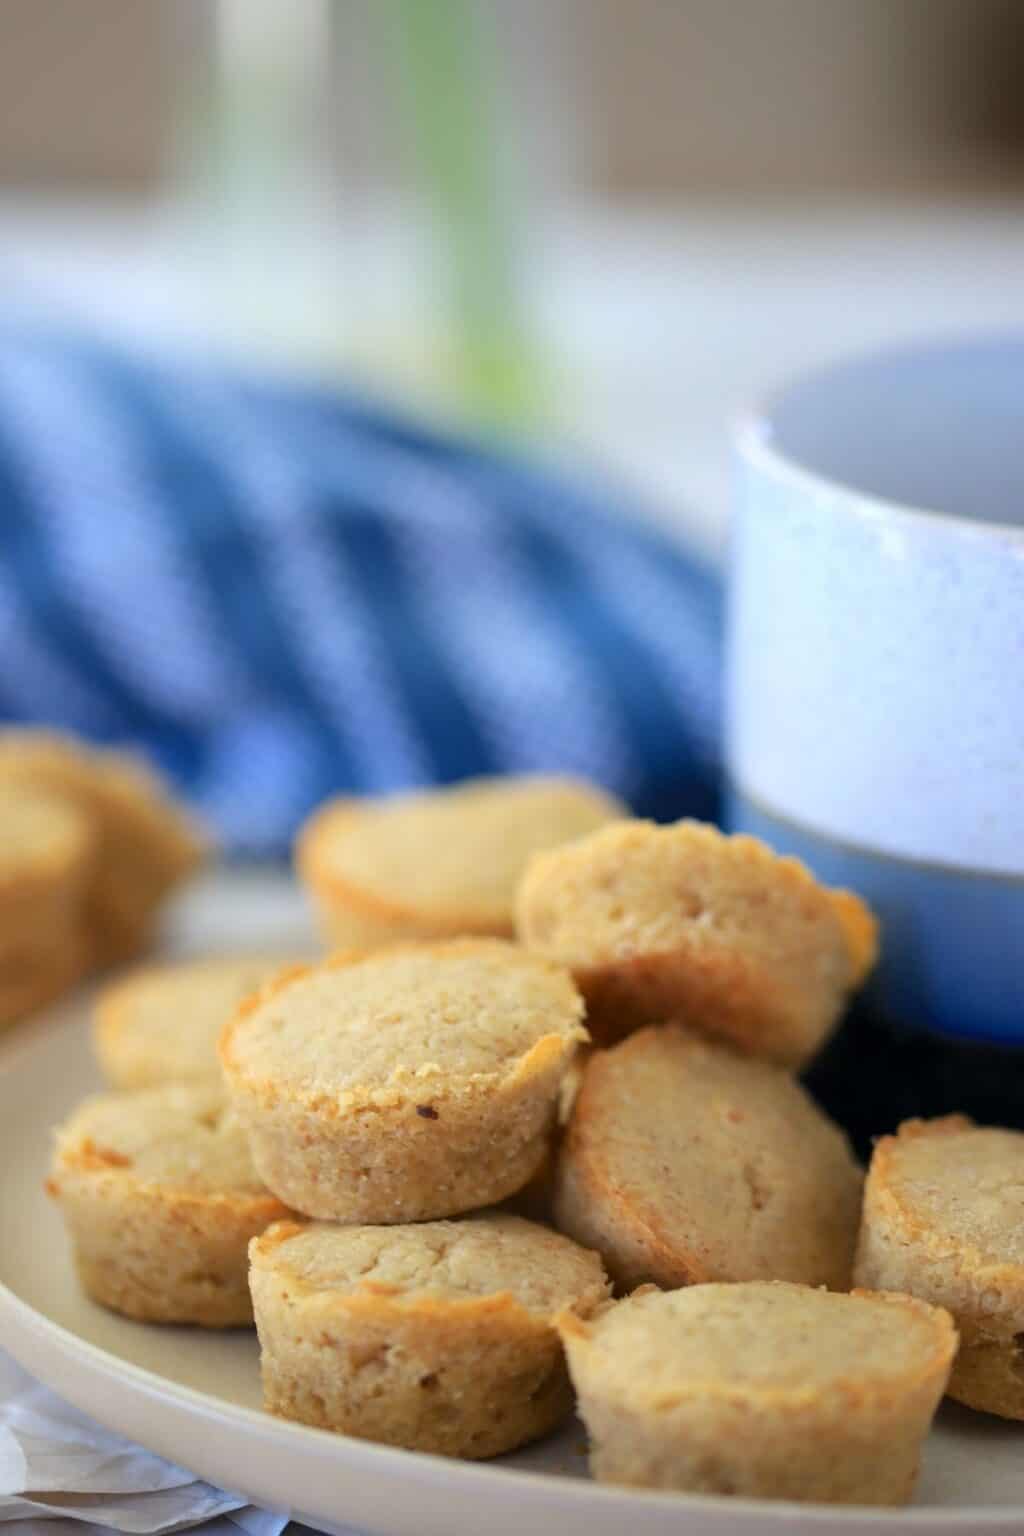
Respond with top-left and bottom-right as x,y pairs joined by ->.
0,1350 -> 292,1536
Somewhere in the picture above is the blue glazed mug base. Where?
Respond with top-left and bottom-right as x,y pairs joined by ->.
726,785 -> 1024,1048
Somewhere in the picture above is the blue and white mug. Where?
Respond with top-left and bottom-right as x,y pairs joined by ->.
727,336 -> 1024,1045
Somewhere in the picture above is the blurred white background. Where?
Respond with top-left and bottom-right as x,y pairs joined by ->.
2,0 -> 1024,555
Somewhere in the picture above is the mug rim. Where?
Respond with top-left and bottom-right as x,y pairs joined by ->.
736,333 -> 1024,547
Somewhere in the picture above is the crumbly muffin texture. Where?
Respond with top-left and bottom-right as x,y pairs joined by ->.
225,944 -> 583,1096
854,1115 -> 1024,1420
221,940 -> 587,1222
53,1081 -> 267,1194
48,1081 -> 287,1326
298,775 -> 626,944
554,1024 -> 862,1292
94,954 -> 301,1091
559,1281 -> 956,1504
860,1116 -> 1024,1265
516,818 -> 876,1065
250,1213 -> 609,1457
254,1212 -> 608,1313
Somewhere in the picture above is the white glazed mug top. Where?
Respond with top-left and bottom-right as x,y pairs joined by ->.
744,334 -> 1024,535
729,335 -> 1024,879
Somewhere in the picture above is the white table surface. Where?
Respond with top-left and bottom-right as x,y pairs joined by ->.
3,194 -> 1024,558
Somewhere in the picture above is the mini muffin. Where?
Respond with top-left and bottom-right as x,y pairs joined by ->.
554,1025 -> 862,1292
0,935 -> 90,1031
297,775 -> 626,947
0,785 -> 93,949
220,940 -> 588,1222
250,1212 -> 609,1458
47,1082 -> 289,1325
94,954 -> 302,1091
559,1282 -> 956,1504
0,786 -> 93,1027
854,1115 -> 1024,1420
0,729 -> 206,967
516,818 -> 877,1064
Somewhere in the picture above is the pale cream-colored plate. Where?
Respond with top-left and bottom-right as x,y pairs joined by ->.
0,875 -> 1022,1536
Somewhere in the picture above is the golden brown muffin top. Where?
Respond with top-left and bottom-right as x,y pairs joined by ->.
52,1081 -> 270,1197
298,775 -> 626,933
94,954 -> 303,1089
222,939 -> 586,1104
517,817 -> 874,989
870,1115 -> 1024,1269
252,1211 -> 609,1319
559,1281 -> 956,1405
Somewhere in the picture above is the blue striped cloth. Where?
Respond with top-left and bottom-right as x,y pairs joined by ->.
0,328 -> 722,854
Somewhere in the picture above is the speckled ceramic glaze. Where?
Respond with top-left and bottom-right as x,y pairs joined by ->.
728,337 -> 1024,1043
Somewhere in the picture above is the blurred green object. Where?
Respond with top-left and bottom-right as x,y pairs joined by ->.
384,0 -> 547,432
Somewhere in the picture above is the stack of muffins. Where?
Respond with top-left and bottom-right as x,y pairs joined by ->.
46,775 -> 1024,1508
0,729 -> 204,1028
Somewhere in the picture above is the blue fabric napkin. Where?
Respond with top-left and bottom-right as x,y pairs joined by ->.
0,328 -> 722,854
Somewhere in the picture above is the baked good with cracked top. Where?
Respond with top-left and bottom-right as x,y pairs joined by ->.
250,1211 -> 609,1457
